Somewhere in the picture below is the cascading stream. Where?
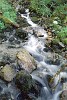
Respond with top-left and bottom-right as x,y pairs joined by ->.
20,9 -> 67,100
0,8 -> 66,100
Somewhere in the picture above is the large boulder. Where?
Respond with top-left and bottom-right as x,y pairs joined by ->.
17,48 -> 37,73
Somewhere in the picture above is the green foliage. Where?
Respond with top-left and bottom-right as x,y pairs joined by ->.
62,38 -> 67,45
0,0 -> 17,29
30,0 -> 67,45
0,20 -> 5,29
30,0 -> 67,18
57,27 -> 67,39
53,4 -> 67,20
53,27 -> 67,45
30,0 -> 51,16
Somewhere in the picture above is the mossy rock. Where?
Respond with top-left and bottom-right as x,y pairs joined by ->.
0,0 -> 18,29
15,70 -> 33,93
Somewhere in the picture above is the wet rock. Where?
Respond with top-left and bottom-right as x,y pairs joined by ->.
0,43 -> 25,63
46,59 -> 60,65
0,53 -> 14,65
46,74 -> 54,88
15,70 -> 32,93
43,47 -> 52,52
0,92 -> 13,100
60,82 -> 67,100
22,26 -> 34,34
16,28 -> 28,40
44,52 -> 60,65
0,64 -> 16,82
0,86 -> 2,93
17,15 -> 29,27
60,90 -> 67,100
17,93 -> 31,100
17,48 -> 37,73
33,26 -> 48,38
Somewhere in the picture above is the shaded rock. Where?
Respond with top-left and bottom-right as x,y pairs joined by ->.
60,82 -> 67,100
0,92 -> 13,100
22,26 -> 34,34
0,53 -> 15,65
17,48 -> 37,73
16,28 -> 28,40
0,64 -> 16,82
15,70 -> 32,93
60,90 -> 67,100
63,82 -> 67,90
46,74 -> 54,88
0,86 -> 2,93
0,43 -> 25,62
17,92 -> 32,100
46,59 -> 60,65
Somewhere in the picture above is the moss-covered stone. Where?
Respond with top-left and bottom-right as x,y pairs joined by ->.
15,70 -> 33,93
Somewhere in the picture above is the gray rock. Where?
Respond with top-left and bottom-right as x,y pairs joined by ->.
0,43 -> 24,62
16,28 -> 28,40
17,48 -> 37,73
60,90 -> 67,100
0,92 -> 13,100
60,82 -> 67,100
0,64 -> 16,82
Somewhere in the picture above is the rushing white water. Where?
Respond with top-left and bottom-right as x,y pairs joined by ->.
21,9 -> 48,39
21,9 -> 37,27
21,9 -> 66,100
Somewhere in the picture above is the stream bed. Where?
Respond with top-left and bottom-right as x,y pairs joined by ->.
0,8 -> 67,100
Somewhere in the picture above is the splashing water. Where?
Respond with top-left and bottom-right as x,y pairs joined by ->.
21,9 -> 67,100
0,6 -> 66,100
21,9 -> 48,39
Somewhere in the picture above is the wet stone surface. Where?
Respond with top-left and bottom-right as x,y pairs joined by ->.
15,70 -> 33,93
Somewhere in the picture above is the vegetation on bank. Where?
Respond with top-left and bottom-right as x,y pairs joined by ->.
0,0 -> 67,45
30,0 -> 67,45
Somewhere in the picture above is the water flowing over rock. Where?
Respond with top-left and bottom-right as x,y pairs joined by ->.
0,1 -> 67,99
20,9 -> 48,38
17,48 -> 37,73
